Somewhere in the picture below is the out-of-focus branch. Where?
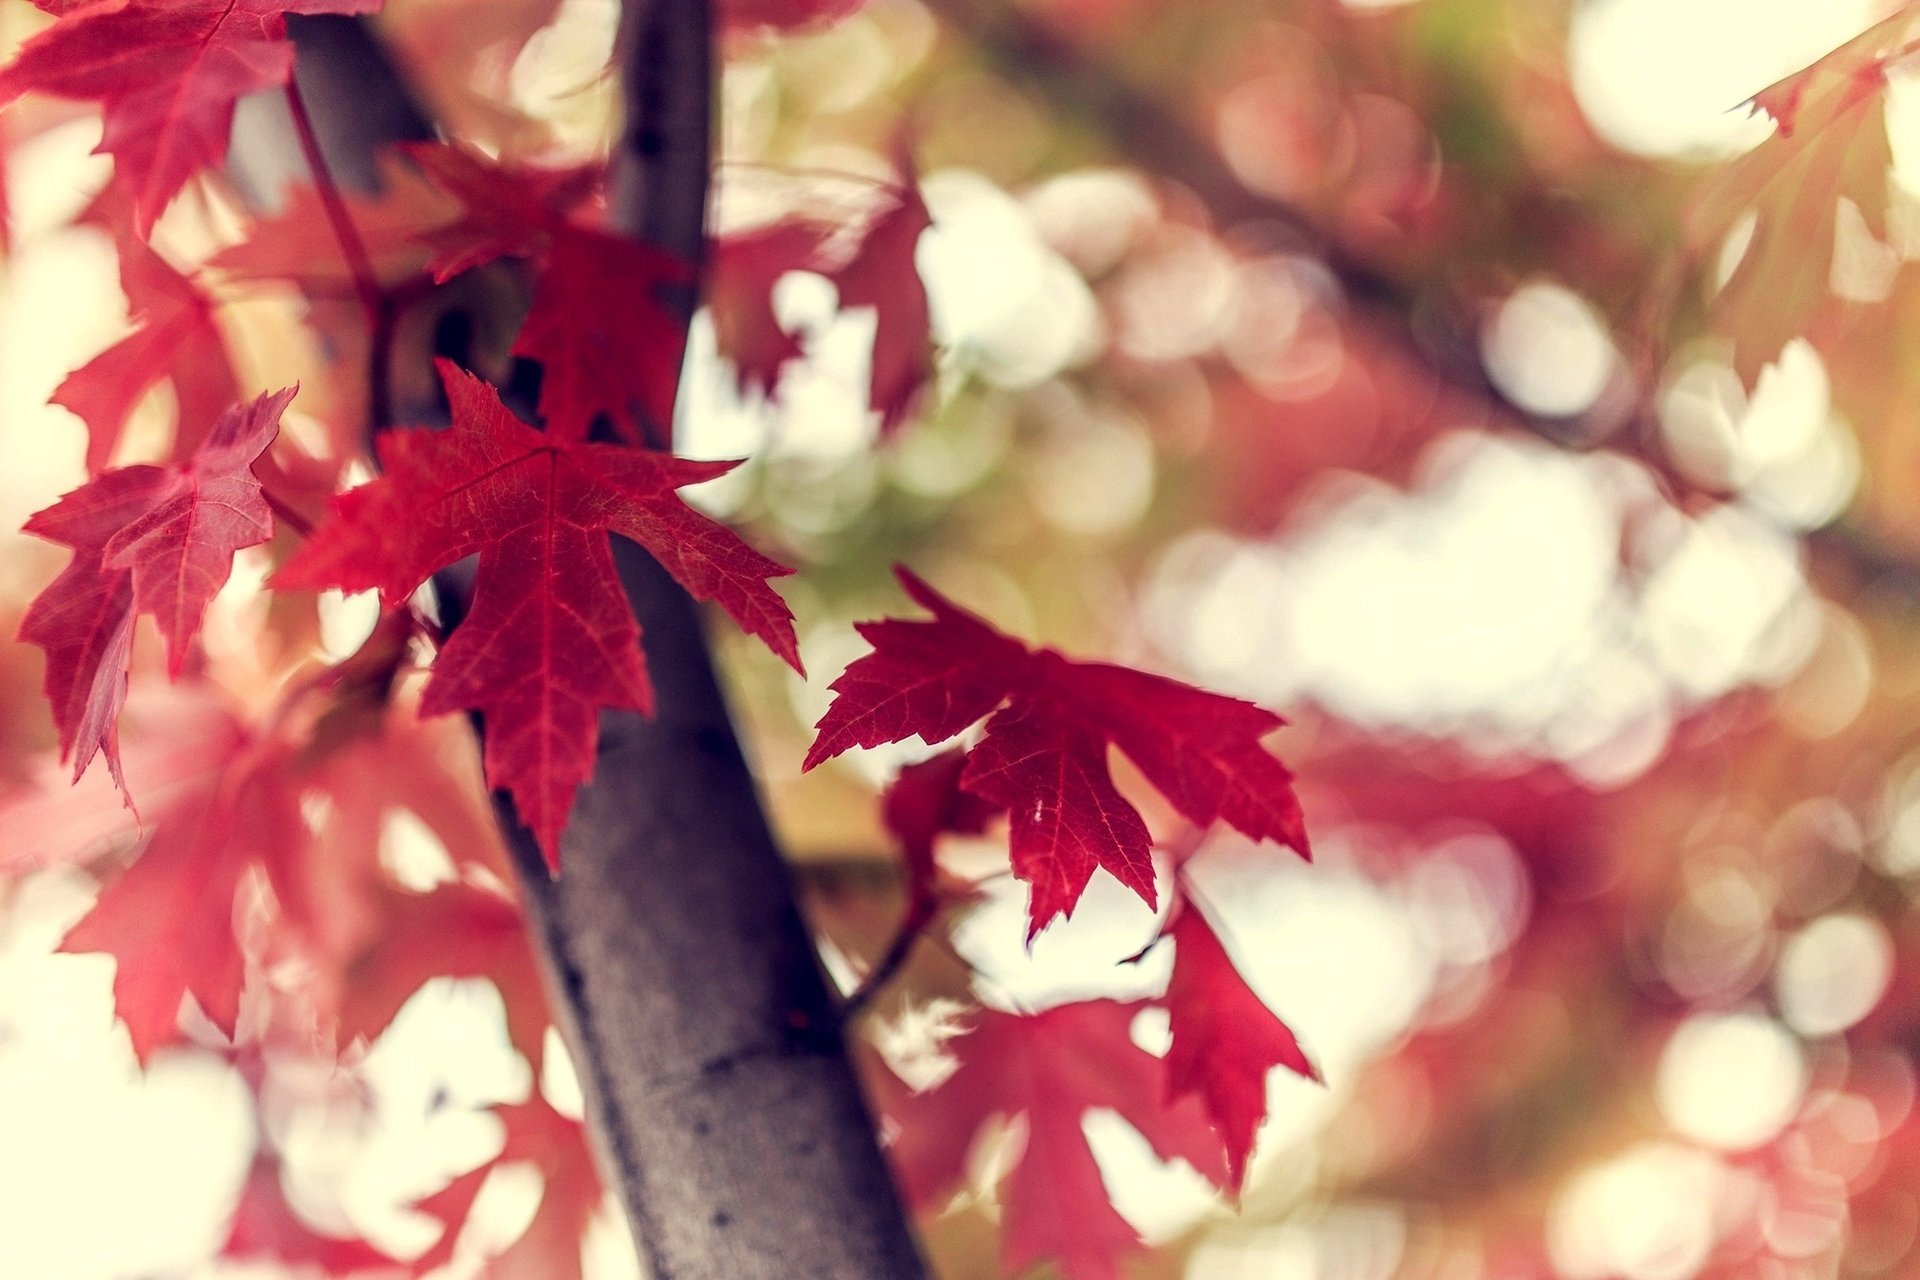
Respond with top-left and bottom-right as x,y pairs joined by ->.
923,0 -> 1490,390
925,0 -> 1920,598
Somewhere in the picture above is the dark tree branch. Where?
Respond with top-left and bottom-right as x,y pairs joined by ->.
247,14 -> 925,1280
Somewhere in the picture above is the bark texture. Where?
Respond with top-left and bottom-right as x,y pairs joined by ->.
264,13 -> 928,1280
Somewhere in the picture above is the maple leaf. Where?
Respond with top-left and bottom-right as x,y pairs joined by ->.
881,747 -> 997,916
711,174 -> 936,430
881,1000 -> 1227,1280
0,0 -> 384,239
515,226 -> 692,443
1162,899 -> 1317,1192
336,882 -> 550,1070
223,1153 -> 401,1275
414,1099 -> 600,1280
821,181 -> 935,435
378,145 -> 686,443
276,360 -> 800,865
711,219 -> 828,398
1682,6 -> 1920,381
281,688 -> 526,1034
6,694 -> 297,1063
805,568 -> 1307,936
401,141 -> 599,282
18,386 -> 293,794
52,240 -> 237,473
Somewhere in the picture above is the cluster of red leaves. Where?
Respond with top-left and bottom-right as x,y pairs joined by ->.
0,677 -> 603,1274
815,576 -> 1317,1275
0,0 -> 1322,1273
807,568 -> 1310,935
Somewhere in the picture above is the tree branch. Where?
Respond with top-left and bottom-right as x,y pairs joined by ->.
251,14 -> 925,1280
480,2 -> 924,1270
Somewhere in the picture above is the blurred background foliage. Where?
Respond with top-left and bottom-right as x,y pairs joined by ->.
4,0 -> 1920,1277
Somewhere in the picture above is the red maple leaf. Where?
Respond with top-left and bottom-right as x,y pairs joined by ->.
276,359 -> 800,865
0,0 -> 383,238
335,882 -> 550,1070
709,173 -> 935,430
820,181 -> 934,436
881,747 -> 997,919
209,149 -> 460,289
804,568 -> 1307,936
52,240 -> 237,473
223,1153 -> 401,1275
711,218 -> 828,398
0,691 -> 296,1063
413,1098 -> 599,1280
881,1000 -> 1227,1280
18,386 -> 292,795
514,226 -> 692,444
1162,898 -> 1318,1191
401,141 -> 599,283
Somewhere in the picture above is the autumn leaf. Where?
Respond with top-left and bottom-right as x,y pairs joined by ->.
223,1153 -> 401,1275
57,767 -> 272,1061
414,1099 -> 600,1280
402,140 -> 599,282
18,386 -> 293,795
52,240 -> 237,474
880,1000 -> 1227,1280
1162,897 -> 1318,1191
0,0 -> 384,238
805,568 -> 1307,936
384,145 -> 689,443
711,218 -> 828,398
209,149 -> 459,289
1681,5 -> 1920,381
276,359 -> 800,864
820,180 -> 935,435
0,691 -> 253,1059
710,176 -> 934,431
881,747 -> 997,918
335,882 -> 550,1070
514,227 -> 692,444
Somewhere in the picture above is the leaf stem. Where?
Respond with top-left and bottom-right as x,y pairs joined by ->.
842,893 -> 937,1018
281,80 -> 386,342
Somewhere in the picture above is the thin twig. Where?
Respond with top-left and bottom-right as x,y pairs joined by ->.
842,894 -> 937,1018
281,78 -> 401,435
281,82 -> 386,329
